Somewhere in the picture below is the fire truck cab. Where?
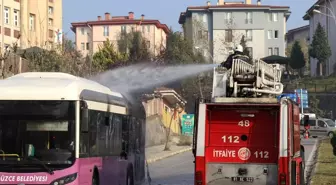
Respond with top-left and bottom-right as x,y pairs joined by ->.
192,59 -> 305,185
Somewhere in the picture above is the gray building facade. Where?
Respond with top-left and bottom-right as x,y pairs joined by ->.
179,0 -> 291,63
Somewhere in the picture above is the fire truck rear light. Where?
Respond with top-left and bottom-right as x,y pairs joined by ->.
280,173 -> 286,185
195,171 -> 203,185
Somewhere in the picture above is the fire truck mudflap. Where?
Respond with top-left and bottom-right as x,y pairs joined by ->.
205,104 -> 279,185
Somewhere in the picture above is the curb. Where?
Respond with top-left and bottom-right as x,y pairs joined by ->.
146,147 -> 192,164
305,139 -> 320,185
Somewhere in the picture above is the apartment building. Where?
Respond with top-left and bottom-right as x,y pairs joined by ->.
179,0 -> 290,63
0,0 -> 62,50
303,0 -> 336,76
286,25 -> 309,45
71,12 -> 169,57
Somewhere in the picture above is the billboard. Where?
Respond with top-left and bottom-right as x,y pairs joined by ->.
181,114 -> 194,136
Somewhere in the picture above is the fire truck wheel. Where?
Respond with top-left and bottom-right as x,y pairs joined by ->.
328,132 -> 334,138
300,162 -> 305,185
300,149 -> 305,170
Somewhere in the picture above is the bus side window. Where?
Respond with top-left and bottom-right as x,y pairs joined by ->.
122,115 -> 129,153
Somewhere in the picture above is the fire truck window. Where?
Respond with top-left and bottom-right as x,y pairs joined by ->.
318,121 -> 327,127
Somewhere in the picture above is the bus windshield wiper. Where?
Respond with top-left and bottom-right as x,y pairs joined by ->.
27,157 -> 54,175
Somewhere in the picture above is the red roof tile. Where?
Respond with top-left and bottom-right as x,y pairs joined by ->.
71,18 -> 170,34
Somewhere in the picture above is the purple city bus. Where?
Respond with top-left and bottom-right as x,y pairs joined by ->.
0,72 -> 145,185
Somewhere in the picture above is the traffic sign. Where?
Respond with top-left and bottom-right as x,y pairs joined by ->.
277,93 -> 297,102
294,89 -> 309,108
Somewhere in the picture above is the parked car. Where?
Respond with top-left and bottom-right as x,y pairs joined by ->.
300,117 -> 336,138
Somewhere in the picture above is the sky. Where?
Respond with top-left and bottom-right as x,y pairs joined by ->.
63,0 -> 316,40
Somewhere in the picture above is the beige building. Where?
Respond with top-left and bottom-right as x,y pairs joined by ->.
71,12 -> 169,56
0,0 -> 62,50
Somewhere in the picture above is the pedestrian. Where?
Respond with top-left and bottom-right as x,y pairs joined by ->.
220,44 -> 250,69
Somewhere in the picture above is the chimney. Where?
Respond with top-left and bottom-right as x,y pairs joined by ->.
141,14 -> 145,21
245,0 -> 251,4
257,0 -> 261,5
105,12 -> 110,20
128,11 -> 134,20
98,16 -> 101,21
218,0 -> 224,5
207,1 -> 211,6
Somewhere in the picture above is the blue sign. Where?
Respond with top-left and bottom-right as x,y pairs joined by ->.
277,93 -> 297,102
294,89 -> 309,108
181,114 -> 194,136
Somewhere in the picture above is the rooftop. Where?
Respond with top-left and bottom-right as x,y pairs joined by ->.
71,12 -> 170,34
179,1 -> 290,24
287,25 -> 309,34
303,0 -> 333,20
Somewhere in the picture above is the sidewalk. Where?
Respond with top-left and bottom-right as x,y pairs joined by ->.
145,144 -> 192,164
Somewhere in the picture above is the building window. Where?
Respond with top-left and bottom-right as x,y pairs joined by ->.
103,26 -> 109,36
246,47 -> 253,58
268,47 -> 273,55
225,30 -> 233,42
274,47 -> 279,55
147,25 -> 150,32
81,28 -> 85,35
121,25 -> 126,33
274,30 -> 279,39
4,7 -> 9,24
268,13 -> 272,21
245,12 -> 252,24
81,43 -> 85,50
13,9 -> 19,26
86,43 -> 89,50
48,18 -> 53,26
225,12 -> 232,24
142,25 -> 145,33
29,14 -> 35,31
267,30 -> 272,39
202,14 -> 207,23
48,6 -> 53,15
272,13 -> 278,21
246,30 -> 252,41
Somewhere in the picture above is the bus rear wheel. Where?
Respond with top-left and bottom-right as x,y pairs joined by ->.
92,172 -> 99,185
126,168 -> 134,185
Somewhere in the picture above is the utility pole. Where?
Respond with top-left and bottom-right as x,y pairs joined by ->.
1,0 -> 5,79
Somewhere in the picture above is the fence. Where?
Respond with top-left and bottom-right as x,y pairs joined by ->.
285,82 -> 336,93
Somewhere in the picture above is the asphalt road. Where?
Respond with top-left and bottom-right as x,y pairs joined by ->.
147,138 -> 318,185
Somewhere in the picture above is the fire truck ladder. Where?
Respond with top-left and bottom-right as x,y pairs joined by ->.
212,59 -> 284,98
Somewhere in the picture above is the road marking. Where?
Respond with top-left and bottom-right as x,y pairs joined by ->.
305,139 -> 318,180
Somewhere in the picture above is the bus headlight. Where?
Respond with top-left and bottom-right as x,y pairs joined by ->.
50,173 -> 77,185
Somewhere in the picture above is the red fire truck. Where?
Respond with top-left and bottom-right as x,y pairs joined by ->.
192,59 -> 305,185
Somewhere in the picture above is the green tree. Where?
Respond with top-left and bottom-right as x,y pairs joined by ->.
309,95 -> 325,117
290,40 -> 305,76
309,23 -> 331,76
128,31 -> 151,62
92,39 -> 124,70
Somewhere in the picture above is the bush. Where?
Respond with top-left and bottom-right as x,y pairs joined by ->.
177,135 -> 192,146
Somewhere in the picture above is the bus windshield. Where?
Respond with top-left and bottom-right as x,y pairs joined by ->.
0,100 -> 76,172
